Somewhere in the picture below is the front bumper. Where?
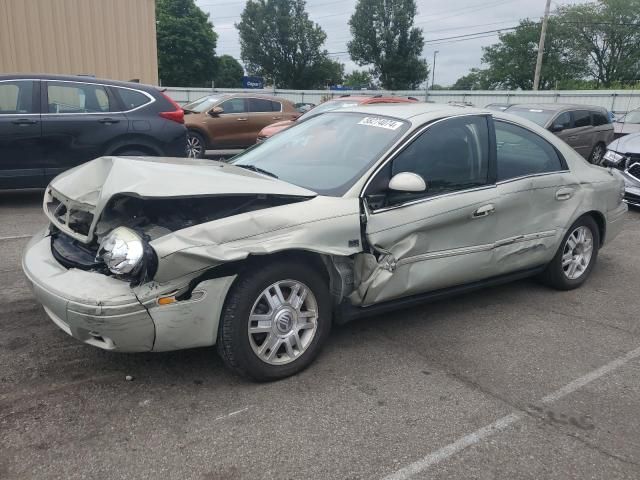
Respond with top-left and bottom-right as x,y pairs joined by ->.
22,229 -> 236,352
22,230 -> 156,351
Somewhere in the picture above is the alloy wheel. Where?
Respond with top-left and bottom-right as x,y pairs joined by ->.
562,226 -> 594,280
186,135 -> 203,158
591,144 -> 605,164
247,280 -> 319,365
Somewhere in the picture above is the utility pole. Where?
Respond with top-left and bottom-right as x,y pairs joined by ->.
533,0 -> 552,91
431,50 -> 439,89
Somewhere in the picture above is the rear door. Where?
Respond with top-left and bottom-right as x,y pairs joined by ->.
249,97 -> 284,141
493,120 -> 580,274
41,80 -> 128,181
565,110 -> 593,159
359,115 -> 498,305
0,79 -> 44,188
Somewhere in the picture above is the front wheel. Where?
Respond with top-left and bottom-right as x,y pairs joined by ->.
539,216 -> 600,290
217,262 -> 332,381
589,143 -> 606,165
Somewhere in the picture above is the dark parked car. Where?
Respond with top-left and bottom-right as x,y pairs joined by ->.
0,74 -> 186,189
505,104 -> 614,164
602,133 -> 640,207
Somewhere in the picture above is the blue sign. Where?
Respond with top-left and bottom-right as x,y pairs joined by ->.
242,76 -> 264,89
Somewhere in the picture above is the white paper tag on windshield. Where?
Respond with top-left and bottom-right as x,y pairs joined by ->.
358,117 -> 403,130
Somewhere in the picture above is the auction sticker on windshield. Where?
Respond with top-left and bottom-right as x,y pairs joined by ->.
358,117 -> 404,130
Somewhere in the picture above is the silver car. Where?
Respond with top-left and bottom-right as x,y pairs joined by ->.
23,104 -> 628,381
603,133 -> 640,207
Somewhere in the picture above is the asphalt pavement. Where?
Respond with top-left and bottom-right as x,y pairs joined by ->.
1,191 -> 639,480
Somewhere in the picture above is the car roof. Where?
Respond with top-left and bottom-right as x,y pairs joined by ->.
0,73 -> 158,91
337,102 -> 489,123
508,103 -> 606,112
210,92 -> 292,103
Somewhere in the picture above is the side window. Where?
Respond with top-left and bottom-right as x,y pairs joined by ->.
572,110 -> 591,128
552,112 -> 572,130
271,100 -> 282,112
0,81 -> 35,114
496,121 -> 564,182
220,97 -> 246,114
116,88 -> 150,110
391,115 -> 490,198
249,98 -> 274,113
591,111 -> 609,126
47,82 -> 111,113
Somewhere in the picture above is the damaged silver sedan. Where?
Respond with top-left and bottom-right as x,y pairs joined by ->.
23,104 -> 628,380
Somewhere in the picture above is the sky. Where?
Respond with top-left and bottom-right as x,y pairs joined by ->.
195,0 -> 592,86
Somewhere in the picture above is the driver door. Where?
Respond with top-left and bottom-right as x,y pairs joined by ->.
358,115 -> 499,306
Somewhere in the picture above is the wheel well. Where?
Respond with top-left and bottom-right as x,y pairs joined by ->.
584,210 -> 606,246
187,128 -> 210,148
112,144 -> 156,155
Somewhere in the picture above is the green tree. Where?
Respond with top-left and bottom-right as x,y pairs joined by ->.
156,0 -> 218,87
236,0 -> 336,89
302,58 -> 345,87
348,0 -> 428,89
479,19 -> 587,90
213,55 -> 244,87
451,69 -> 491,90
343,70 -> 373,88
559,0 -> 640,87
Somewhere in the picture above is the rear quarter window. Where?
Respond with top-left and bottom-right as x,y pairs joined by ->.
116,88 -> 151,110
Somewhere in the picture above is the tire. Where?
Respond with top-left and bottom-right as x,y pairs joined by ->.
186,131 -> 206,159
217,261 -> 332,381
539,215 -> 600,290
589,142 -> 606,165
116,149 -> 150,156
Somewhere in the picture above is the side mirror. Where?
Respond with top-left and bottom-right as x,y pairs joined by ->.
550,123 -> 564,133
209,106 -> 224,116
388,172 -> 427,193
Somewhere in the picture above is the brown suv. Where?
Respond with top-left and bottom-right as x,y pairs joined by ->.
184,93 -> 299,157
505,104 -> 614,164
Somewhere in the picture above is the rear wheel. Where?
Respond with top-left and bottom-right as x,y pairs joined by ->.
539,216 -> 600,290
589,142 -> 606,165
186,131 -> 206,158
217,262 -> 331,381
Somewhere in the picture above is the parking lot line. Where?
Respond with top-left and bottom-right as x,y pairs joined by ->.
0,234 -> 33,241
382,345 -> 640,480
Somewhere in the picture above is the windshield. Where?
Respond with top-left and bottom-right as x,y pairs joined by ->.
183,95 -> 224,113
621,111 -> 640,124
232,112 -> 409,196
298,99 -> 362,120
506,107 -> 554,126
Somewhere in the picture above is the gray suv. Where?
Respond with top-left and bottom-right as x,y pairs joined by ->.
506,104 -> 614,164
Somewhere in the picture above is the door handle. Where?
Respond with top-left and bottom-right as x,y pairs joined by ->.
98,118 -> 120,124
237,117 -> 248,122
272,116 -> 282,120
12,118 -> 37,126
567,135 -> 578,140
472,204 -> 495,218
555,188 -> 574,201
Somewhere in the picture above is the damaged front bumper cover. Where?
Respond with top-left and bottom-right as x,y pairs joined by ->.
22,229 -> 235,352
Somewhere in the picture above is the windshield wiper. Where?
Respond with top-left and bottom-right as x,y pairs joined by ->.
235,164 -> 279,179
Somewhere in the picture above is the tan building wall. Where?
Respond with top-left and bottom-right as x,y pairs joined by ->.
0,0 -> 158,84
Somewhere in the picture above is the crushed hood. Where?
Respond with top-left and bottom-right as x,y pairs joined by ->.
45,156 -> 316,243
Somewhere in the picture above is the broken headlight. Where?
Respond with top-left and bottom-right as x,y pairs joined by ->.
97,226 -> 148,277
602,150 -> 625,166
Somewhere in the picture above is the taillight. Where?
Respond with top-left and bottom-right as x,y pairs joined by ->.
159,92 -> 184,124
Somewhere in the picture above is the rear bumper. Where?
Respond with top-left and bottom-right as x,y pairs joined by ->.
604,203 -> 628,246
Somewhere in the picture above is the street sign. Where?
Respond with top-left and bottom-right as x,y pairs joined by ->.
242,76 -> 264,89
